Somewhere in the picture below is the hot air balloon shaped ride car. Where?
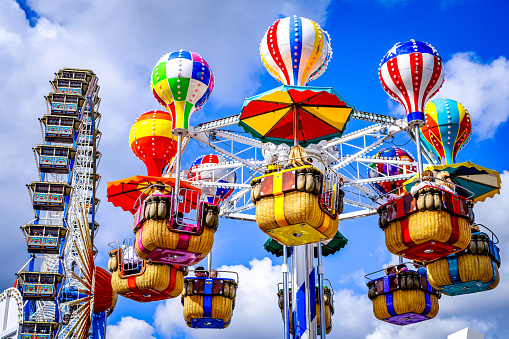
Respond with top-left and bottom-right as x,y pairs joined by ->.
426,225 -> 501,296
366,265 -> 441,325
246,17 -> 348,246
108,238 -> 186,303
377,179 -> 473,262
250,146 -> 345,246
181,270 -> 239,329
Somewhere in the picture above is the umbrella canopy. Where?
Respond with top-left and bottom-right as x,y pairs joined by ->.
107,175 -> 201,214
239,85 -> 354,147
263,231 -> 348,257
403,162 -> 501,203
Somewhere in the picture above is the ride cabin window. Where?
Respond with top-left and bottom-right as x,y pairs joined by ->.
22,323 -> 36,333
39,275 -> 54,284
49,185 -> 64,194
35,184 -> 50,193
30,227 -> 44,236
57,79 -> 69,87
25,274 -> 39,283
44,228 -> 59,237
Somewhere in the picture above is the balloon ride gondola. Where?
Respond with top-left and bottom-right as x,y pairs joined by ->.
366,266 -> 441,325
377,183 -> 473,261
250,158 -> 344,246
133,184 -> 220,266
426,225 -> 501,296
108,238 -> 186,303
181,271 -> 239,329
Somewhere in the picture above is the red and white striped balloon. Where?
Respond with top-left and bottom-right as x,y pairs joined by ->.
260,15 -> 332,86
379,40 -> 445,126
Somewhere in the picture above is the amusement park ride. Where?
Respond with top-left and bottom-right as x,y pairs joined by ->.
12,15 -> 502,339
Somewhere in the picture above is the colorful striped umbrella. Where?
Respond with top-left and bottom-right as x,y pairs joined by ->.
239,85 -> 353,147
106,175 -> 200,214
403,162 -> 501,203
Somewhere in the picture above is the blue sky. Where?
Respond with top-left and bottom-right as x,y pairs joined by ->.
1,0 -> 509,338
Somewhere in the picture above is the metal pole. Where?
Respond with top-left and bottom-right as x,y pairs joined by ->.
292,244 -> 317,339
316,243 -> 326,339
174,132 -> 183,217
208,251 -> 212,273
414,125 -> 423,177
283,245 -> 290,339
293,106 -> 298,147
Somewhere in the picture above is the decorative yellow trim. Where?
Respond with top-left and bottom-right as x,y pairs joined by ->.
269,223 -> 325,246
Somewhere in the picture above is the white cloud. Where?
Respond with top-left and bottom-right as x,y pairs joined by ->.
106,316 -> 156,339
438,53 -> 509,140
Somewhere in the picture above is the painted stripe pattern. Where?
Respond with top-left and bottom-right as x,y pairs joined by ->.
260,16 -> 332,86
151,50 -> 214,130
129,110 -> 178,176
292,245 -> 317,339
420,98 -> 472,164
379,40 -> 445,124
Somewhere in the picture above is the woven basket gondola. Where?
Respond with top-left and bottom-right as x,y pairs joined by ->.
253,165 -> 341,246
367,270 -> 440,325
111,262 -> 183,301
426,232 -> 501,295
372,290 -> 439,321
379,187 -> 473,261
384,211 -> 471,257
135,218 -> 214,263
183,295 -> 233,328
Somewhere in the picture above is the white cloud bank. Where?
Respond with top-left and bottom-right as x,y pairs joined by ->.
439,53 -> 509,140
106,316 -> 157,339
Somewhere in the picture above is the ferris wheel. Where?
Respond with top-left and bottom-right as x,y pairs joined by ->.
16,68 -> 115,339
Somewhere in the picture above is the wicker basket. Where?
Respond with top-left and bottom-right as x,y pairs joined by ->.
183,295 -> 233,328
111,262 -> 183,298
385,210 -> 470,257
372,290 -> 439,321
427,253 -> 500,290
256,191 -> 338,242
135,219 -> 214,260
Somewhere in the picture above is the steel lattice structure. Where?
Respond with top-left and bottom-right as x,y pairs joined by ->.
17,68 -> 105,339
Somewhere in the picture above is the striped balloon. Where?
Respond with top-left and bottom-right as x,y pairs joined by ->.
379,40 -> 445,126
151,50 -> 214,130
260,16 -> 332,86
129,110 -> 178,176
187,154 -> 237,204
420,98 -> 472,164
